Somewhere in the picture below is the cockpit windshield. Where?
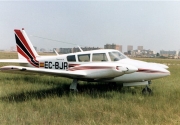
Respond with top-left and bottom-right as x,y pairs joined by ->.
109,51 -> 127,61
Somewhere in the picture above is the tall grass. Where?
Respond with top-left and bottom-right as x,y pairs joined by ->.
0,52 -> 179,124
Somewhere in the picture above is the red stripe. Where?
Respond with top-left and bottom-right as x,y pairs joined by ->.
69,66 -> 112,71
137,69 -> 167,73
69,64 -> 80,67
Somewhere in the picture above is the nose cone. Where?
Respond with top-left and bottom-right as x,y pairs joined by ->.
159,64 -> 169,69
150,63 -> 169,69
146,62 -> 170,78
145,66 -> 170,79
160,68 -> 170,77
145,62 -> 170,78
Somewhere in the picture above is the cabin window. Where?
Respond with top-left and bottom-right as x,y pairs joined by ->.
78,54 -> 90,62
92,53 -> 108,62
67,55 -> 76,62
109,51 -> 126,61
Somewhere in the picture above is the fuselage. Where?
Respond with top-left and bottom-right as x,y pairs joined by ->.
21,49 -> 170,83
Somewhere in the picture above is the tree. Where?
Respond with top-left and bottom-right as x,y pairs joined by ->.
156,53 -> 160,57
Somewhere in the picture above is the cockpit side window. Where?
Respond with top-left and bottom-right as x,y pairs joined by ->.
109,51 -> 126,61
92,53 -> 108,62
78,54 -> 90,62
67,55 -> 76,62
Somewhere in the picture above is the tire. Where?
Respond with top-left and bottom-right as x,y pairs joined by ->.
142,87 -> 152,95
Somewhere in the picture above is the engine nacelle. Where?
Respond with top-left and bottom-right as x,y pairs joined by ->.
68,62 -> 138,79
123,81 -> 148,87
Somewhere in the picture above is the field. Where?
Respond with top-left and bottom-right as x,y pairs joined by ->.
0,52 -> 180,125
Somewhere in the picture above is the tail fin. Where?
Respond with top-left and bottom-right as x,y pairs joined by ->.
14,28 -> 39,67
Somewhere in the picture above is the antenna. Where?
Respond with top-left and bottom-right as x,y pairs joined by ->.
31,35 -> 84,52
77,45 -> 83,52
54,49 -> 59,55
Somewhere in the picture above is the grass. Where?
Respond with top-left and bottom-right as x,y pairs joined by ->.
0,52 -> 180,124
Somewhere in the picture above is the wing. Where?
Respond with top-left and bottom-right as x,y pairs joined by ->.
0,59 -> 28,63
0,63 -> 138,80
0,65 -> 86,78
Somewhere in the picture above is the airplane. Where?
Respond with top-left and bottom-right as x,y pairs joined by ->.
0,28 -> 170,94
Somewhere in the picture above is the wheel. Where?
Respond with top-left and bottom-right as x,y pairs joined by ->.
142,87 -> 152,95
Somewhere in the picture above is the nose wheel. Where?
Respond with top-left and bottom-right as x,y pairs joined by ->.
142,81 -> 152,95
142,86 -> 152,95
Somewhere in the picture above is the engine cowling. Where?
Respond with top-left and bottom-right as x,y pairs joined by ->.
68,62 -> 138,79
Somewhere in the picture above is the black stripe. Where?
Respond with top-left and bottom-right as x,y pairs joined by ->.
15,34 -> 39,66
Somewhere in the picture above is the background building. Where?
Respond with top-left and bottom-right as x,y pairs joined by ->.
160,50 -> 179,58
40,48 -> 46,52
104,43 -> 122,52
59,48 -> 72,54
127,45 -> 133,51
131,49 -> 155,57
127,45 -> 133,55
137,46 -> 143,51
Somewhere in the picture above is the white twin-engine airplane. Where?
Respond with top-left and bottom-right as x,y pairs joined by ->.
0,28 -> 170,94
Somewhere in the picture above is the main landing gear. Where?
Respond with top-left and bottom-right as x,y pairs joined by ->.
142,81 -> 152,95
70,79 -> 78,92
69,79 -> 153,94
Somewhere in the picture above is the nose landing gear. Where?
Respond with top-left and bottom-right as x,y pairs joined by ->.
142,81 -> 152,95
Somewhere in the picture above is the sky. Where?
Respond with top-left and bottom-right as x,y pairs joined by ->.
1,1 -> 180,52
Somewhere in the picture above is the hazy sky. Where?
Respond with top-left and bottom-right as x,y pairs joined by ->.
1,1 -> 180,52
